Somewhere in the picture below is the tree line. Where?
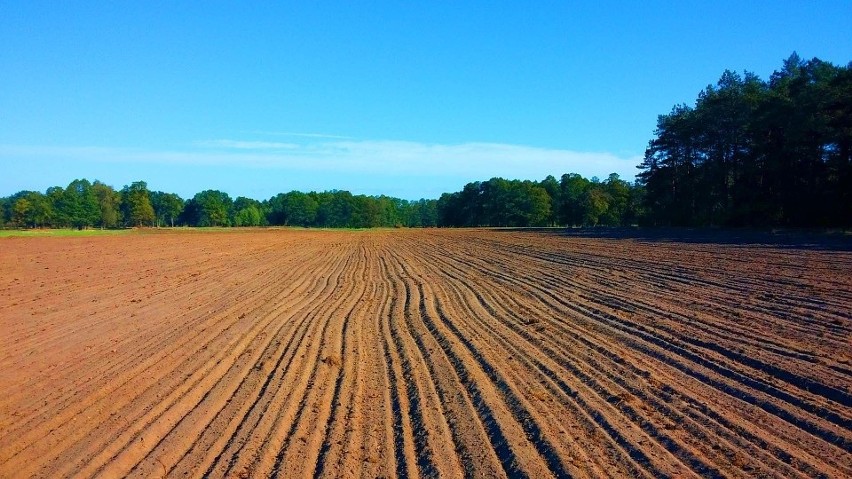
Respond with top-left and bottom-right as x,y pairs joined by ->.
0,172 -> 644,229
639,53 -> 851,227
0,180 -> 441,229
0,174 -> 642,229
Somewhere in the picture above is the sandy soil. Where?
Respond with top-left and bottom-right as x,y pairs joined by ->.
1,228 -> 850,478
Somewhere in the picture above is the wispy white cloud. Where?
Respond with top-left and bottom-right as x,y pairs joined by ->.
309,140 -> 642,179
194,139 -> 299,150
0,139 -> 642,181
247,130 -> 355,140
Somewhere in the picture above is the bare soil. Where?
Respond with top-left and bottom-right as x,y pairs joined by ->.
1,228 -> 850,478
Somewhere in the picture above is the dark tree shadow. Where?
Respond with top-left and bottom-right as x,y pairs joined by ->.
492,227 -> 852,252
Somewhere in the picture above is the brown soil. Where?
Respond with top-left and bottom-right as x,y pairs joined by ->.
1,228 -> 850,478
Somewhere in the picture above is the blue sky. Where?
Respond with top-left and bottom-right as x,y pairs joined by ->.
2,1 -> 850,200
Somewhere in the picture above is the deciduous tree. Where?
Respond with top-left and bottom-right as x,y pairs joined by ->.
92,181 -> 121,228
121,181 -> 155,227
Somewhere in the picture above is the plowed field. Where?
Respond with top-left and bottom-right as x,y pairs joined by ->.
1,229 -> 850,478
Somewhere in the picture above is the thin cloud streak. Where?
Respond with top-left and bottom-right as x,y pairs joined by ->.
195,139 -> 300,150
247,131 -> 356,140
0,140 -> 642,182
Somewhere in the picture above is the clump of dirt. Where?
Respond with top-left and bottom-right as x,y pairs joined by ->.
323,354 -> 342,367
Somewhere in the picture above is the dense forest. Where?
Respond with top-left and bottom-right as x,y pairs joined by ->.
639,53 -> 851,227
2,54 -> 849,230
436,173 -> 640,227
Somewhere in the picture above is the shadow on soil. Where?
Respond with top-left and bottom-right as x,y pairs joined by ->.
494,227 -> 852,252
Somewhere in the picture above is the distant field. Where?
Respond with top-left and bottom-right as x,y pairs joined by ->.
0,227 -> 268,238
1,229 -> 850,477
0,228 -> 133,238
0,227 -> 386,239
